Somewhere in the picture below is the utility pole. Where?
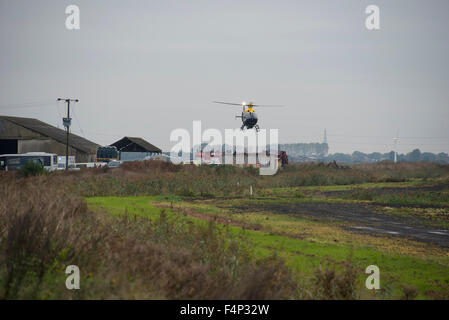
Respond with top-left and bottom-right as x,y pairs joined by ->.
57,98 -> 79,170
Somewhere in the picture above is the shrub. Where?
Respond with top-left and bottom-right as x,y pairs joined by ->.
401,285 -> 418,300
18,161 -> 46,178
313,261 -> 358,299
177,187 -> 196,197
0,179 -> 104,299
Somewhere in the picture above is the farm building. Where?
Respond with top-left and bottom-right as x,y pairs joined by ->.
110,136 -> 162,161
0,115 -> 99,162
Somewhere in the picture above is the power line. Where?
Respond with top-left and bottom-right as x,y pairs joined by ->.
55,100 -> 63,129
0,99 -> 57,109
72,107 -> 85,138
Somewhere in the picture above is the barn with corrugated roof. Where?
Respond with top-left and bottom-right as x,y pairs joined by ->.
0,115 -> 99,162
110,136 -> 162,161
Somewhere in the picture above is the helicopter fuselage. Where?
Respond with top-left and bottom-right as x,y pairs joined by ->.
239,108 -> 258,130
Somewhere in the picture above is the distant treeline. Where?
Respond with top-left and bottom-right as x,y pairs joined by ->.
322,149 -> 449,164
279,143 -> 329,158
175,143 -> 449,164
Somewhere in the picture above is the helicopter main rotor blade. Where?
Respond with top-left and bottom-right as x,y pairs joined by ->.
213,101 -> 243,106
252,105 -> 284,107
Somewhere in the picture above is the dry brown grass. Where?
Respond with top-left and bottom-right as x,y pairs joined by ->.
0,177 -> 106,299
2,160 -> 446,199
0,175 -> 300,299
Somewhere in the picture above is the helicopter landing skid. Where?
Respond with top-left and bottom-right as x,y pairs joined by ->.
240,124 -> 260,132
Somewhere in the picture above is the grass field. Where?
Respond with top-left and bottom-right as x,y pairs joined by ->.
86,189 -> 449,299
1,161 -> 449,299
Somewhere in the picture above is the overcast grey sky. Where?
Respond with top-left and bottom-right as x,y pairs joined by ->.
0,0 -> 448,154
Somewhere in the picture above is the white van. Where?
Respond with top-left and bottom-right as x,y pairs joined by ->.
0,152 -> 58,171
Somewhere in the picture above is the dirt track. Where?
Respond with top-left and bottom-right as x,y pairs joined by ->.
234,202 -> 449,248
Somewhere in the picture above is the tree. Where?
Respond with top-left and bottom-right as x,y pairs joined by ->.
368,152 -> 383,162
436,153 -> 449,164
385,151 -> 395,162
352,151 -> 367,163
407,149 -> 422,162
421,152 -> 436,162
329,153 -> 352,163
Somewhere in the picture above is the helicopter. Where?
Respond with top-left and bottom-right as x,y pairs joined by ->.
213,101 -> 283,132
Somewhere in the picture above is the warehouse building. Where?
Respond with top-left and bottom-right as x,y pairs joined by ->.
0,115 -> 99,162
111,136 -> 162,161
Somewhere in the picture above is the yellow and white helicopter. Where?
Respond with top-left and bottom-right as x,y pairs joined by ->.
213,101 -> 283,132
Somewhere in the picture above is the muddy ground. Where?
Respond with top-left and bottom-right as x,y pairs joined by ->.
232,201 -> 449,248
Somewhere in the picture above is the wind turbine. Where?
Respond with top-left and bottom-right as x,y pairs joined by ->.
393,131 -> 399,163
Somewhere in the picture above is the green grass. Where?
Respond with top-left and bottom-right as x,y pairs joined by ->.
374,192 -> 448,207
260,179 -> 434,196
255,180 -> 449,208
242,229 -> 448,298
87,195 -> 449,299
87,196 -> 171,218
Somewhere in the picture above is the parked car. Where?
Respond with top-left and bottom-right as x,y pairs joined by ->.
107,160 -> 123,168
67,164 -> 80,171
96,162 -> 108,167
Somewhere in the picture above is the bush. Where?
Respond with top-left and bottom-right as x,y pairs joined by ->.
18,161 -> 46,178
401,285 -> 418,300
313,261 -> 358,299
177,187 -> 196,197
0,179 -> 103,299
